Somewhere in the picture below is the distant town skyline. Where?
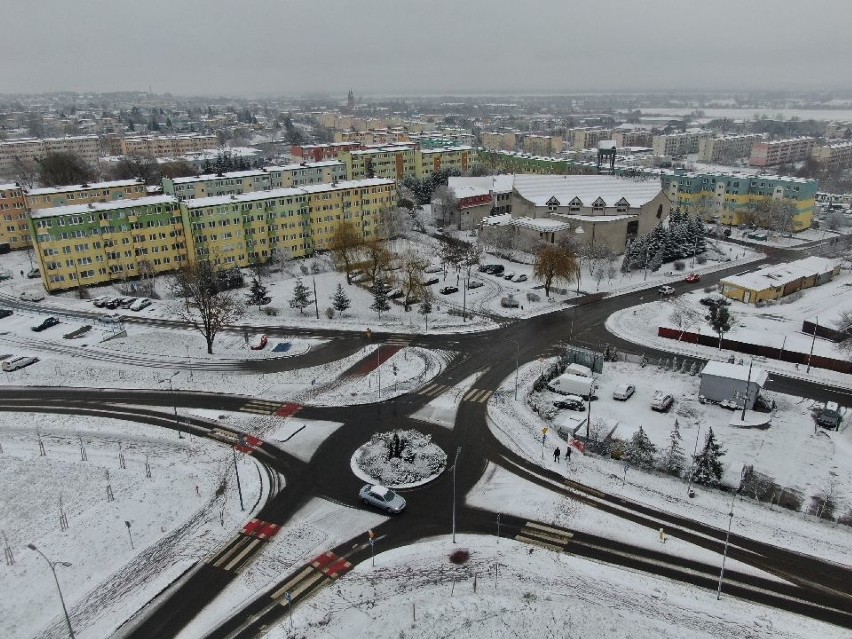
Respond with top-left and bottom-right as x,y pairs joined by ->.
2,0 -> 851,97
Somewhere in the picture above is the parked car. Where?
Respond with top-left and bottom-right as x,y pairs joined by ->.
101,313 -> 122,324
439,286 -> 458,295
130,297 -> 152,311
684,273 -> 700,283
423,277 -> 440,286
658,285 -> 675,296
423,264 -> 442,274
388,288 -> 404,299
119,297 -> 137,309
816,401 -> 843,430
612,384 -> 636,401
0,309 -> 12,319
32,317 -> 60,332
651,391 -> 674,412
500,296 -> 519,308
20,290 -> 45,302
359,484 -> 406,514
484,264 -> 505,276
351,273 -> 370,283
26,268 -> 41,279
105,297 -> 123,309
2,356 -> 38,372
0,270 -> 11,281
92,296 -> 109,307
515,274 -> 528,282
467,280 -> 484,289
553,395 -> 586,411
548,374 -> 597,399
503,272 -> 516,281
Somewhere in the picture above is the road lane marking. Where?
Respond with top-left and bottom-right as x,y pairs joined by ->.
271,566 -> 315,600
223,537 -> 263,572
514,534 -> 562,552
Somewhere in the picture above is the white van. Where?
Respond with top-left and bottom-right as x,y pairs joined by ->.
20,291 -> 45,302
563,363 -> 592,378
3,356 -> 38,372
548,373 -> 597,399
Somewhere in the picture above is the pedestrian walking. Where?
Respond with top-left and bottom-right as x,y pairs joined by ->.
565,445 -> 572,462
553,447 -> 560,462
195,485 -> 200,496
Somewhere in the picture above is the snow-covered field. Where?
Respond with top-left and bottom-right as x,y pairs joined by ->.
262,534 -> 844,639
0,412 -> 263,639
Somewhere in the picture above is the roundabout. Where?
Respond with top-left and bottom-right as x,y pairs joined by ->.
350,429 -> 448,489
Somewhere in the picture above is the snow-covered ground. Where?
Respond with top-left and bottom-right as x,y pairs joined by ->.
0,411 -> 264,639
486,360 -> 852,566
262,534 -> 844,639
606,270 -> 852,389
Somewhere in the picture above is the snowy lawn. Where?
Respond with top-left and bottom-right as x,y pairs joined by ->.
262,534 -> 843,639
0,412 -> 263,639
486,360 -> 852,567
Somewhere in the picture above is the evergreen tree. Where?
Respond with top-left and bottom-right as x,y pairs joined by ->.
649,247 -> 664,272
370,277 -> 391,318
289,277 -> 312,314
624,426 -> 656,469
331,282 -> 351,314
248,277 -> 268,305
708,305 -> 734,349
660,420 -> 686,476
690,427 -> 726,487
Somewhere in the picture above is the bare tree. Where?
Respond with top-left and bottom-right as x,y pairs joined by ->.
328,221 -> 365,284
37,152 -> 96,187
363,236 -> 391,283
833,309 -> 852,355
668,300 -> 702,340
171,262 -> 243,354
399,250 -> 428,311
432,185 -> 459,230
11,157 -> 38,189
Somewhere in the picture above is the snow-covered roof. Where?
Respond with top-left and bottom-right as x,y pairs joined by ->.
183,178 -> 395,209
513,174 -> 662,208
0,183 -> 21,191
551,213 -> 637,223
26,179 -> 144,195
701,361 -> 769,387
450,184 -> 491,200
721,257 -> 837,291
171,170 -> 267,184
598,140 -> 617,150
448,175 -> 514,195
419,145 -> 473,154
510,217 -> 571,232
31,195 -> 178,219
265,160 -> 345,171
481,213 -> 513,227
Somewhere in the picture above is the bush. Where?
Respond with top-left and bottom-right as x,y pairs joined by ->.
325,307 -> 335,319
703,285 -> 715,293
449,549 -> 470,564
696,254 -> 708,265
526,292 -> 540,303
447,307 -> 474,319
778,290 -> 803,304
262,306 -> 280,317
673,260 -> 686,271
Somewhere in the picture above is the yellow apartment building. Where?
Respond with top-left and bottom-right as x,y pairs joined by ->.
120,134 -> 218,158
0,183 -> 31,250
25,179 -> 148,210
30,196 -> 187,292
416,146 -> 472,176
340,146 -> 418,180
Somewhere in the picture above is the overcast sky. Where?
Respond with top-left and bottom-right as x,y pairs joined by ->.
2,0 -> 849,97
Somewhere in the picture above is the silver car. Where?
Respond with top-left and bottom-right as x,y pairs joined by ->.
359,484 -> 406,513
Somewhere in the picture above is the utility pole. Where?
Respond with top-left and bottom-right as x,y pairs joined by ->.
232,445 -> 245,511
376,343 -> 383,398
740,357 -> 754,422
312,276 -> 319,319
451,447 -> 461,543
686,424 -> 702,497
717,489 -> 738,599
158,371 -> 183,438
28,544 -> 75,638
806,316 -> 818,373
507,338 -> 519,400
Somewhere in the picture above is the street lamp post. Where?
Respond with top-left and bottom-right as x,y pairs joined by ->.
376,344 -> 383,398
451,446 -> 461,543
740,357 -> 754,422
507,338 -> 519,401
806,316 -> 818,373
685,424 -> 702,497
27,544 -> 75,639
717,489 -> 738,600
158,371 -> 183,438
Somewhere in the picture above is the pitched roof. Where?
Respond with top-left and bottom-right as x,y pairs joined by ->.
513,174 -> 662,208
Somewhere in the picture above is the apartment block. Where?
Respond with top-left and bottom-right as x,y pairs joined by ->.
662,169 -> 817,231
340,145 -> 418,181
25,179 -> 147,210
266,161 -> 347,188
568,127 -> 612,151
810,141 -> 852,169
651,132 -> 709,157
0,135 -> 101,176
0,183 -> 30,249
697,134 -> 763,163
749,137 -> 815,167
415,146 -> 473,176
333,129 -> 410,145
31,195 -> 187,292
182,178 -> 395,267
523,135 -> 563,156
120,134 -> 218,158
163,171 -> 271,200
291,142 -> 361,162
480,131 -> 517,151
611,130 -> 653,148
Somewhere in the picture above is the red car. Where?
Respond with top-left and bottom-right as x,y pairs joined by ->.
685,273 -> 701,283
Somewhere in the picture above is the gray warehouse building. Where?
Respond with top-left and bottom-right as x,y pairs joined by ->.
699,361 -> 769,409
